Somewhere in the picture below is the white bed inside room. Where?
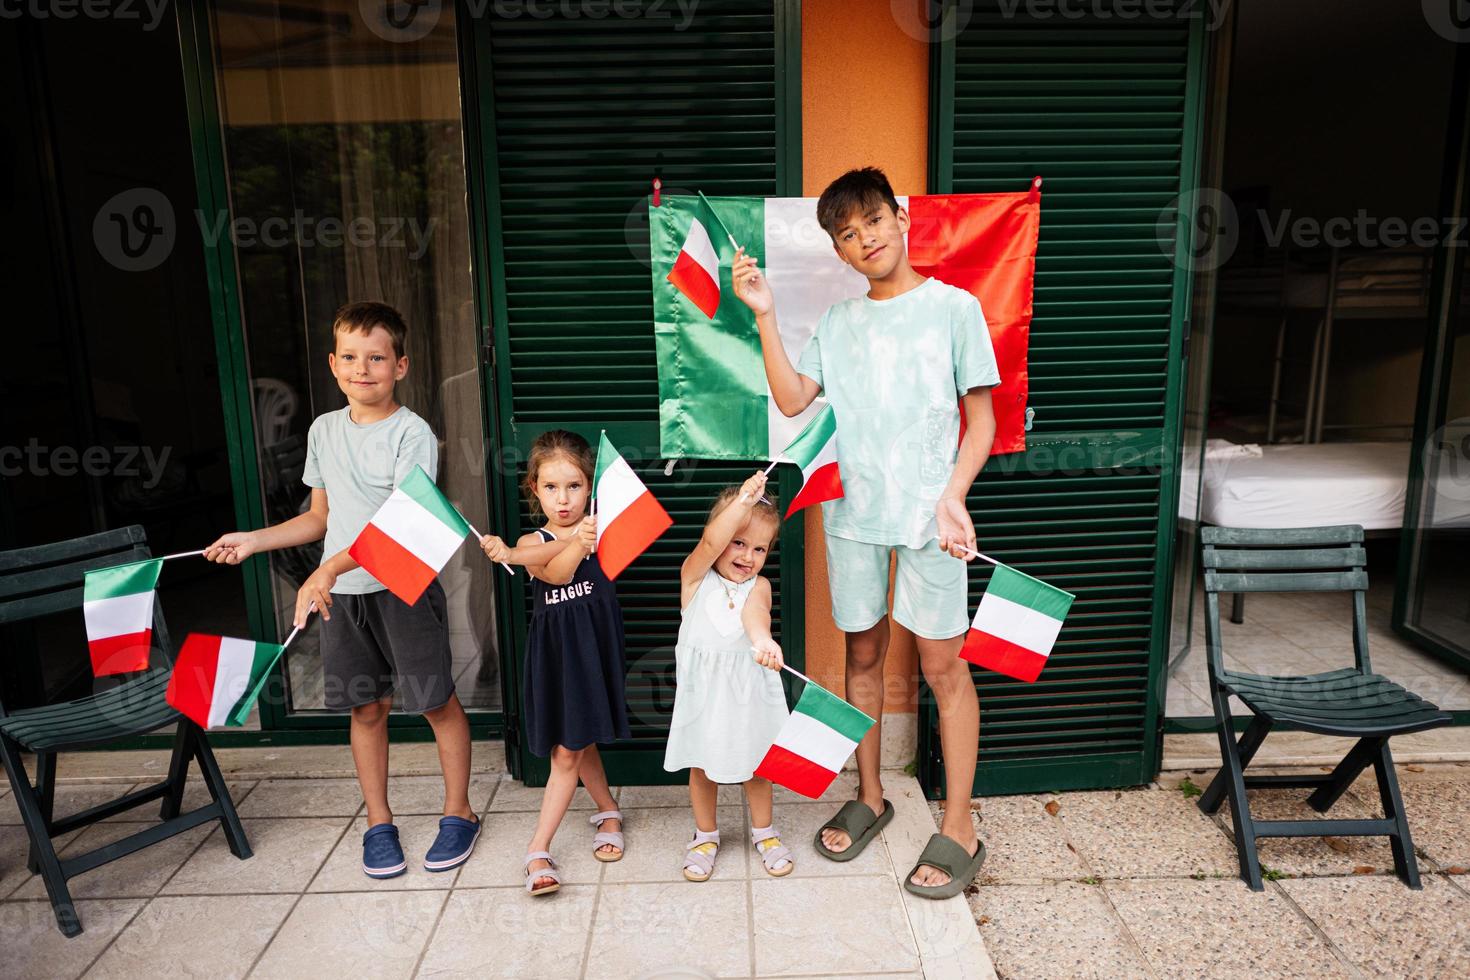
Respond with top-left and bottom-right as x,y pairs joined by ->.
1165,1 -> 1470,719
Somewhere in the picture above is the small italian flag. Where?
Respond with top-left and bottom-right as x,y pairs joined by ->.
166,633 -> 286,729
960,563 -> 1075,683
593,431 -> 672,580
754,679 -> 874,799
781,403 -> 842,518
349,464 -> 472,605
665,191 -> 735,319
83,558 -> 164,676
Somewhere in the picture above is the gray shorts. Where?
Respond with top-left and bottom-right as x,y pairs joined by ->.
319,579 -> 455,714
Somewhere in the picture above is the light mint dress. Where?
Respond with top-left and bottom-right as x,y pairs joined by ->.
662,570 -> 790,783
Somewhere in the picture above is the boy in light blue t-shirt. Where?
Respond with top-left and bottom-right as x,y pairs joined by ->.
735,167 -> 997,899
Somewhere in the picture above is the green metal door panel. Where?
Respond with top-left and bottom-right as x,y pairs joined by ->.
923,1 -> 1204,796
465,2 -> 801,784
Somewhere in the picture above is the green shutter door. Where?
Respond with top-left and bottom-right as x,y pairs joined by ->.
464,2 -> 802,783
924,2 -> 1205,795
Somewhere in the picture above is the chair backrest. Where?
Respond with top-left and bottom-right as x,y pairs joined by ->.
1199,524 -> 1370,676
0,526 -> 172,705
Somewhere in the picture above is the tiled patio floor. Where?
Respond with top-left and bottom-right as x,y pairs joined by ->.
954,762 -> 1470,979
0,744 -> 989,979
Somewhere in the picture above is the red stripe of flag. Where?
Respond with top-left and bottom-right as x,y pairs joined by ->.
598,491 -> 673,580
349,521 -> 439,605
89,630 -> 152,676
908,189 -> 1039,455
667,249 -> 720,319
753,743 -> 842,800
960,628 -> 1049,683
165,634 -> 221,728
785,461 -> 843,518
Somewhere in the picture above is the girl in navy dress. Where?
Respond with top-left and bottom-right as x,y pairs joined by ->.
480,429 -> 630,895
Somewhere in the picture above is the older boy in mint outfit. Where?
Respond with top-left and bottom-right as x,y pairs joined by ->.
734,168 -> 996,898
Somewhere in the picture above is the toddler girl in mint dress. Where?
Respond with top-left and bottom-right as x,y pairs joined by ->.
663,470 -> 793,881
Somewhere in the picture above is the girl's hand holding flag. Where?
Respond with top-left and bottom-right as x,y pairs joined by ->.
750,636 -> 784,673
480,534 -> 513,564
577,515 -> 597,554
204,531 -> 257,565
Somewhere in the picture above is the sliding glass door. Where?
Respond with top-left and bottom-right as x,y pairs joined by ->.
1396,48 -> 1470,673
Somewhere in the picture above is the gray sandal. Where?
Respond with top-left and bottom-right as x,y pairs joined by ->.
814,799 -> 894,862
903,833 -> 986,900
751,826 -> 793,877
524,851 -> 561,896
589,809 -> 624,862
682,828 -> 720,882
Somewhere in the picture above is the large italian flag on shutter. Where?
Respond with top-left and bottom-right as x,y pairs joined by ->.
594,432 -> 672,580
166,633 -> 286,729
651,182 -> 1040,460
83,558 -> 164,676
960,563 -> 1075,683
349,464 -> 471,605
754,679 -> 874,799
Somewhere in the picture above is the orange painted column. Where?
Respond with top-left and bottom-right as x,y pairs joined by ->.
800,1 -> 930,722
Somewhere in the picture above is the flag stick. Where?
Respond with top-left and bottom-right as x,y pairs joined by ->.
160,549 -> 206,562
282,602 -> 316,649
939,538 -> 1001,566
779,662 -> 812,685
739,459 -> 781,504
466,522 -> 516,576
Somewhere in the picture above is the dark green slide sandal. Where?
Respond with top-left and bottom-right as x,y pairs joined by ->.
903,833 -> 987,900
814,799 -> 894,862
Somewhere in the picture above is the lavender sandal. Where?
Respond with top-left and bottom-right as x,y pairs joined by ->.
524,851 -> 561,896
751,826 -> 793,877
682,828 -> 720,882
589,809 -> 625,862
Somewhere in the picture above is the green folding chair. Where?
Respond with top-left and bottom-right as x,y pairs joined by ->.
1196,524 -> 1451,890
0,525 -> 251,936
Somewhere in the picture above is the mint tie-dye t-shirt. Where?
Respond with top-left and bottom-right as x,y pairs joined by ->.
796,277 -> 1000,549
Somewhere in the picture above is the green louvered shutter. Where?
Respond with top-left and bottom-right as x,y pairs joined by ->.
466,2 -> 801,783
923,2 -> 1205,795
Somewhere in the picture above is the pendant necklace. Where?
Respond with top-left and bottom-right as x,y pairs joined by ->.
718,575 -> 738,609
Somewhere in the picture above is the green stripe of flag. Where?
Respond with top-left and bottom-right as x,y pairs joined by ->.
986,564 -> 1074,620
225,641 -> 286,728
793,682 -> 874,744
399,466 -> 470,537
784,404 -> 837,468
651,194 -> 768,459
594,431 -> 618,487
83,558 -> 164,602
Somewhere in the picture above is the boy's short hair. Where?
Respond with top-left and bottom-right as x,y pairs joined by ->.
333,301 -> 408,360
708,485 -> 782,540
816,167 -> 902,240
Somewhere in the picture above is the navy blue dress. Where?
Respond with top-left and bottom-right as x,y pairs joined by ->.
523,528 -> 630,757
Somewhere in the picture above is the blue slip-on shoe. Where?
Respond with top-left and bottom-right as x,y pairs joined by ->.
363,823 -> 407,879
424,815 -> 481,872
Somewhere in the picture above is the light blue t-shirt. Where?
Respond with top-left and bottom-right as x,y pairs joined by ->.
302,404 -> 439,594
796,277 -> 1000,549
